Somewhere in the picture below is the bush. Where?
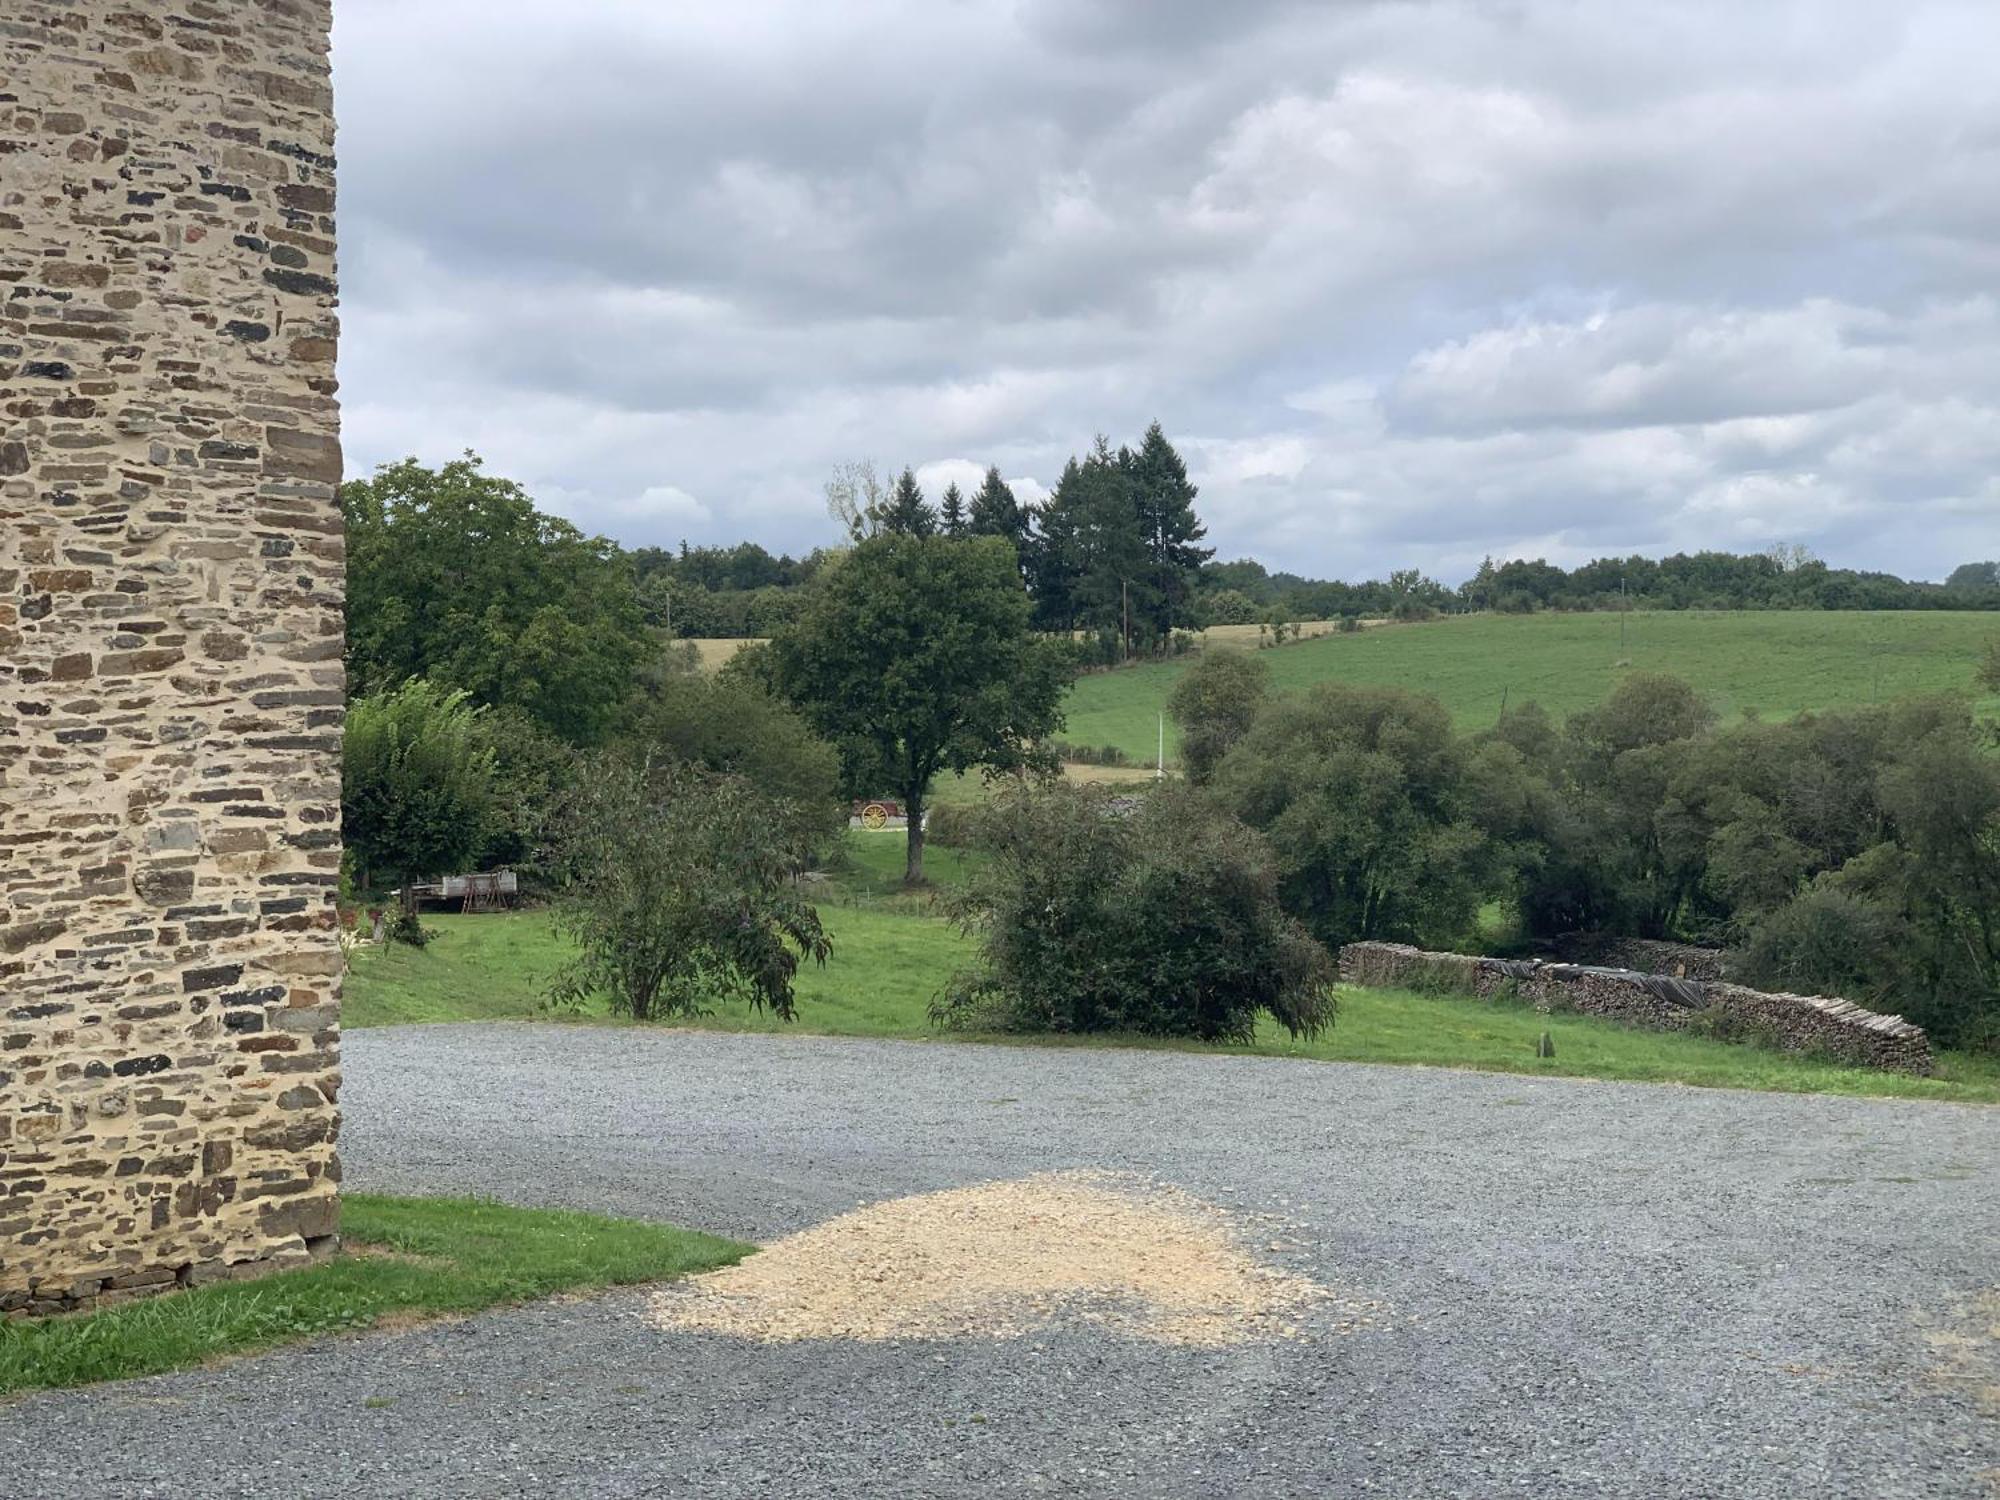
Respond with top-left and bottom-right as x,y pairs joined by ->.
923,800 -> 988,850
1210,683 -> 1497,950
934,782 -> 1334,1043
1168,648 -> 1271,786
1048,740 -> 1132,767
546,760 -> 830,1022
1201,589 -> 1260,627
341,678 -> 499,940
1337,614 -> 1362,634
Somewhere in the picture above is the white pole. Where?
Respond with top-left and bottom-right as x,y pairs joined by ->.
1158,713 -> 1166,780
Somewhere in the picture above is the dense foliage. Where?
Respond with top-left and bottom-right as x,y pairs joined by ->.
618,654 -> 846,857
342,680 -> 499,930
1462,684 -> 1999,1048
770,533 -> 1071,883
1167,648 -> 1270,785
1203,549 -> 2000,626
546,760 -> 830,1022
937,783 -> 1334,1043
1208,684 -> 1508,952
342,457 -> 650,744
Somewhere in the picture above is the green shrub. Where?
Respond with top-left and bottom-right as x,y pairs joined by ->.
1049,740 -> 1133,768
1684,1004 -> 1782,1052
923,801 -> 988,850
1166,647 -> 1270,786
935,781 -> 1334,1043
546,759 -> 829,1022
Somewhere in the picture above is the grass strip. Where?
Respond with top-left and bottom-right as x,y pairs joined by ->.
0,1194 -> 748,1397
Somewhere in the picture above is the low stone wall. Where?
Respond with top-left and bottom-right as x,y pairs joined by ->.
1339,942 -> 1933,1075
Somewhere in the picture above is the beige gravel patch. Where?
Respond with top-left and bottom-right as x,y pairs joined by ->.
1919,1287 -> 2000,1415
647,1171 -> 1373,1347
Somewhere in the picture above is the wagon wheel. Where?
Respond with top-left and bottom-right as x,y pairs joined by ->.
861,802 -> 890,830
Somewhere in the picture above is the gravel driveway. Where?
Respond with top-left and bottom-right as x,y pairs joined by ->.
3,1025 -> 1996,1499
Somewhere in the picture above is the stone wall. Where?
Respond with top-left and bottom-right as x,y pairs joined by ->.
1339,942 -> 1934,1075
1,0 -> 343,1316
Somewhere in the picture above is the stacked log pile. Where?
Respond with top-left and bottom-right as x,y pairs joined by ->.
1338,942 -> 1933,1075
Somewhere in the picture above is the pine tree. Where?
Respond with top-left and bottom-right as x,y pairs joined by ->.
940,482 -> 967,537
1125,422 -> 1212,645
1071,436 -> 1148,652
880,467 -> 937,537
968,466 -> 1025,544
1026,457 -> 1085,632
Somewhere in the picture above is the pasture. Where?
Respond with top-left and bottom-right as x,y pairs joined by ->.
1063,609 -> 2000,765
341,837 -> 2000,1105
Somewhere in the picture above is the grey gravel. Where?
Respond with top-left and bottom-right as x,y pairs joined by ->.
2,1024 -> 1996,1499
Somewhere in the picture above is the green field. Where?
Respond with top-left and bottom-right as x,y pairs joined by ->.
1063,610 -> 2000,764
344,840 -> 2000,1105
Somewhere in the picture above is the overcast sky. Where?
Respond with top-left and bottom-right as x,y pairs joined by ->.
329,0 -> 2000,583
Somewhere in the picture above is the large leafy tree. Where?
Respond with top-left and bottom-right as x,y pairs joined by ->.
617,657 -> 846,858
771,534 -> 1072,884
1210,683 -> 1499,949
342,455 -> 649,744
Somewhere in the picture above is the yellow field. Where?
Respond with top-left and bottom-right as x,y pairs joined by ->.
686,638 -> 766,671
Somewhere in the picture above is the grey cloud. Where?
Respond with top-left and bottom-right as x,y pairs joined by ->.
331,0 -> 2000,577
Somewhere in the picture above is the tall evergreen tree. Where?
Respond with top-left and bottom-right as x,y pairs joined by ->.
940,482 -> 967,537
880,467 -> 937,537
969,465 -> 1031,583
1125,422 -> 1212,643
1026,457 -> 1085,632
1072,436 -> 1148,650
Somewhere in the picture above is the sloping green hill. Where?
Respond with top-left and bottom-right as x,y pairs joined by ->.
1064,611 -> 2000,764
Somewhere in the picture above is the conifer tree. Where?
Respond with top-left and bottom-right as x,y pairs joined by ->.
1073,436 -> 1149,650
969,466 -> 1026,546
880,467 -> 938,537
940,482 -> 967,537
1125,422 -> 1212,643
1027,457 -> 1085,632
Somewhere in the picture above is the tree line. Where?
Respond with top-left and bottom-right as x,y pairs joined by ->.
337,451 -> 1999,1051
1167,655 -> 2000,1051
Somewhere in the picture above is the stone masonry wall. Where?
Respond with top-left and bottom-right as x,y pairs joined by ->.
1,1 -> 343,1315
1339,942 -> 1934,1075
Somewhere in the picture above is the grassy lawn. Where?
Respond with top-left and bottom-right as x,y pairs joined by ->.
345,876 -> 2000,1105
1064,610 -> 2000,764
0,1195 -> 747,1397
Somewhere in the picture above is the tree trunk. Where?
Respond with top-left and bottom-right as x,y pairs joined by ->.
904,786 -> 927,886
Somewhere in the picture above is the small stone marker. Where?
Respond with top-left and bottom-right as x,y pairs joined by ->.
1536,1030 -> 1556,1059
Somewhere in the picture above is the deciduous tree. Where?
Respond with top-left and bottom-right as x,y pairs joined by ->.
771,534 -> 1071,884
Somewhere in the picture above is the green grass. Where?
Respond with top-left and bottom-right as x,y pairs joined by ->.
1064,610 -> 2000,763
344,900 -> 2000,1104
346,905 -> 977,1035
0,1195 -> 747,1397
